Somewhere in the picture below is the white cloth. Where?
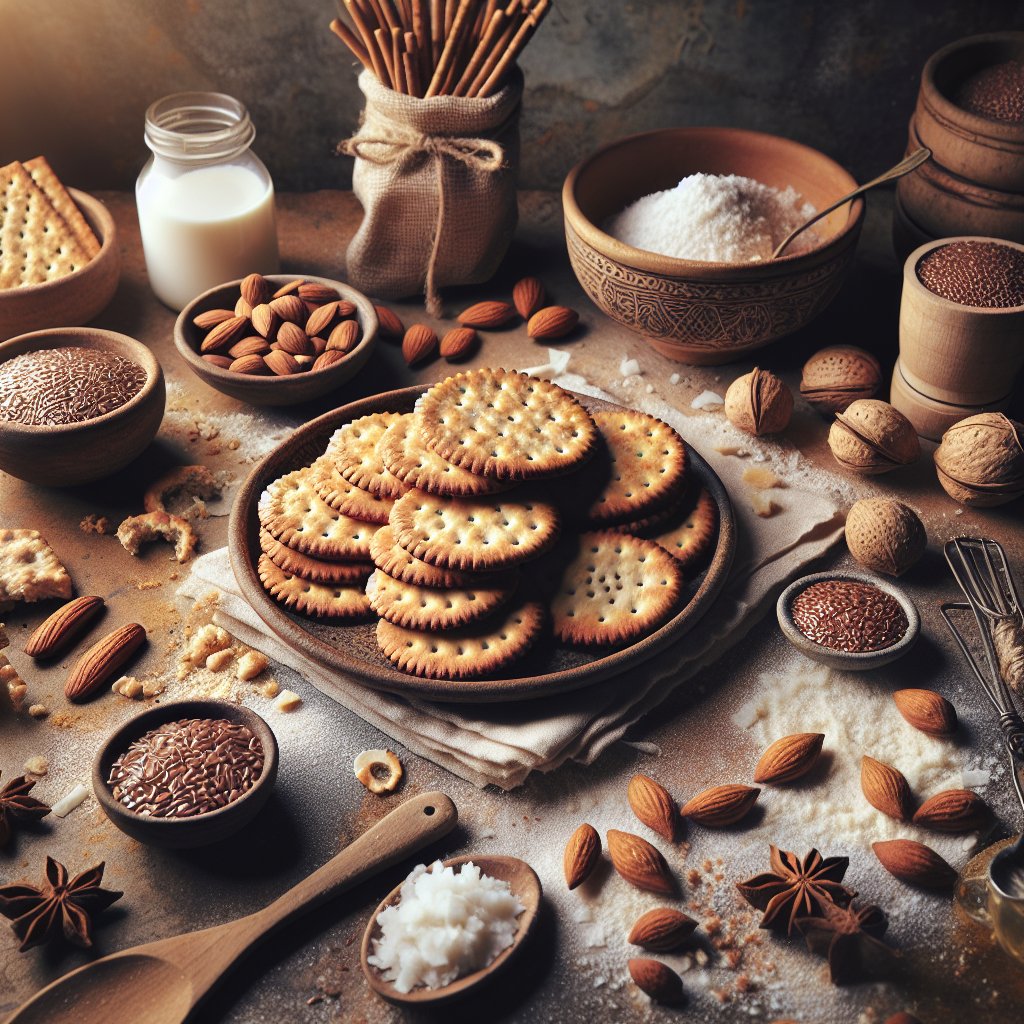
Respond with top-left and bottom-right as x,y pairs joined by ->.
180,381 -> 844,790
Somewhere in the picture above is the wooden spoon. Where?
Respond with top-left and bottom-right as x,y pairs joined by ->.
361,853 -> 542,1005
4,792 -> 457,1024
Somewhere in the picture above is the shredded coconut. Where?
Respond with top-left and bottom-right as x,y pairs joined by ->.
606,173 -> 819,263
691,389 -> 725,410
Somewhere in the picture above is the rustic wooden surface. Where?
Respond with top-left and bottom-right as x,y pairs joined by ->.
0,190 -> 1022,1023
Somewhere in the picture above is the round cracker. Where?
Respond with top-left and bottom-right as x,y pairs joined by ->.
646,486 -> 719,571
310,458 -> 395,524
549,531 -> 683,647
370,524 -> 478,589
378,413 -> 510,497
259,530 -> 374,584
366,569 -> 513,631
416,369 -> 598,481
375,599 -> 545,680
258,554 -> 373,619
326,412 -> 408,497
259,468 -> 380,561
583,410 -> 688,525
390,489 -> 560,572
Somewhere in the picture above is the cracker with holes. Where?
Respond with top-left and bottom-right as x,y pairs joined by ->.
0,529 -> 73,604
259,530 -> 373,585
549,531 -> 683,647
259,468 -> 380,561
370,524 -> 479,589
415,368 -> 598,480
310,458 -> 395,524
258,554 -> 372,619
390,490 -> 559,572
376,599 -> 545,680
366,568 -> 514,631
378,413 -> 510,497
326,412 -> 408,498
642,485 -> 719,571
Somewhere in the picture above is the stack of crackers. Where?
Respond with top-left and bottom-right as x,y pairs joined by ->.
257,368 -> 718,681
0,157 -> 100,290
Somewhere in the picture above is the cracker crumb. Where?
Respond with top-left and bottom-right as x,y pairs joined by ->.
27,704 -> 48,719
79,514 -> 112,535
275,689 -> 302,712
742,466 -> 783,490
750,491 -> 779,518
24,755 -> 48,775
237,650 -> 269,681
206,648 -> 234,672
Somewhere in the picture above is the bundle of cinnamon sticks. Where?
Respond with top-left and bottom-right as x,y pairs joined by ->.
330,0 -> 551,98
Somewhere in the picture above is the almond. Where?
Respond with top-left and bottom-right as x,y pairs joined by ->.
753,733 -> 825,784
563,822 -> 601,890
402,324 -> 438,366
528,305 -> 579,339
240,272 -> 270,307
294,354 -> 315,370
265,349 -> 299,376
65,623 -> 146,702
627,908 -> 697,952
375,304 -> 404,339
200,315 -> 248,354
892,689 -> 957,737
679,784 -> 760,827
457,300 -> 516,328
872,838 -> 957,891
305,302 -> 339,338
272,278 -> 304,299
513,276 -> 545,319
229,354 -> 270,375
628,773 -> 677,842
192,308 -> 235,330
912,789 -> 991,832
228,336 -> 272,359
313,350 -> 347,372
251,304 -> 280,339
336,300 -> 357,319
628,958 -> 684,1004
202,354 -> 233,369
606,829 -> 675,894
311,335 -> 329,356
439,327 -> 478,361
861,755 -> 914,821
297,282 -> 340,304
269,294 -> 307,324
25,595 -> 105,660
276,322 -> 313,356
234,296 -> 253,319
328,319 -> 361,353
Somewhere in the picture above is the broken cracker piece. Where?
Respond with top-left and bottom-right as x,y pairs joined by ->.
117,511 -> 197,564
185,624 -> 231,666
750,492 -> 779,518
0,529 -> 72,604
79,514 -> 112,535
237,651 -> 269,681
0,654 -> 28,712
274,689 -> 302,712
143,464 -> 221,514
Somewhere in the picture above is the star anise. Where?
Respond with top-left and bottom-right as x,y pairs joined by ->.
796,900 -> 899,984
0,771 -> 51,847
0,856 -> 122,951
736,845 -> 856,935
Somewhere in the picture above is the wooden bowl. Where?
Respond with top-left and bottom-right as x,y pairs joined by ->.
174,274 -> 378,407
92,699 -> 278,849
0,189 -> 120,342
0,327 -> 165,486
562,127 -> 864,365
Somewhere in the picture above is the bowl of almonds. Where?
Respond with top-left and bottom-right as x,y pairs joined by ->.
174,273 -> 378,406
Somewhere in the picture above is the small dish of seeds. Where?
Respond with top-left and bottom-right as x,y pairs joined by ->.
776,570 -> 920,671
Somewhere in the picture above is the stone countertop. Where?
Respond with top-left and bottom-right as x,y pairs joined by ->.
0,190 -> 1022,1023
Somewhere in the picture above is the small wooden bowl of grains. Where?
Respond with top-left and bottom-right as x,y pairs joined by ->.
174,273 -> 378,407
0,326 -> 165,486
562,126 -> 864,364
92,699 -> 279,848
776,570 -> 920,671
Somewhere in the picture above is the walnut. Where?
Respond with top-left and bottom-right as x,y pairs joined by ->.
827,400 -> 919,475
724,368 -> 793,436
845,498 -> 926,577
799,345 -> 881,414
933,413 -> 1024,507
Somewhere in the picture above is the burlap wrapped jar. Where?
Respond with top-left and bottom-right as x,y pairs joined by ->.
340,68 -> 522,316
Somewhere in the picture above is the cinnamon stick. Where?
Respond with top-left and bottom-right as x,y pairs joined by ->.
329,17 -> 372,70
425,0 -> 474,97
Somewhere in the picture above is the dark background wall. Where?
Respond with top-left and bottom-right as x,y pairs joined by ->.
1,0 -> 1021,193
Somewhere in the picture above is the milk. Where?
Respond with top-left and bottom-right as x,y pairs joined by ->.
137,163 -> 279,310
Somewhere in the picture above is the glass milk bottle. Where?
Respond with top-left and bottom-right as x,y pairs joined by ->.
136,92 -> 279,310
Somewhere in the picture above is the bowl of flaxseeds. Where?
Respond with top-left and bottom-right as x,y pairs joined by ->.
93,699 -> 278,848
776,570 -> 920,671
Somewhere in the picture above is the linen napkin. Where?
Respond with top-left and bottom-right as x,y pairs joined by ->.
180,376 -> 845,789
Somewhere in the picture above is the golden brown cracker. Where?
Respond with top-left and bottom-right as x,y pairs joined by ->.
389,489 -> 560,572
23,156 -> 100,258
366,568 -> 513,631
0,529 -> 73,603
259,530 -> 373,584
549,531 -> 683,647
258,554 -> 372,619
326,412 -> 408,498
370,524 -> 478,589
645,486 -> 719,571
415,369 -> 598,480
376,599 -> 545,680
310,458 -> 395,524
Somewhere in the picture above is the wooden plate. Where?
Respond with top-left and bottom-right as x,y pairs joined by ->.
228,385 -> 735,703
